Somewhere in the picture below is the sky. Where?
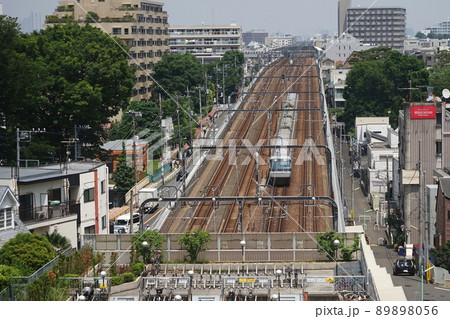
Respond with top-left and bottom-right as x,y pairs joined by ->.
2,0 -> 450,36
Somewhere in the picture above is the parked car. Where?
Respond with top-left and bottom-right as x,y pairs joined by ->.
393,259 -> 415,276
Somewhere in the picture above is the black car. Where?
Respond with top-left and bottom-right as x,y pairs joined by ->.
393,259 -> 415,276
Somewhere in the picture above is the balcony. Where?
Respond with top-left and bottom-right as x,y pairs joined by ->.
56,6 -> 74,12
20,201 -> 80,226
46,15 -> 135,24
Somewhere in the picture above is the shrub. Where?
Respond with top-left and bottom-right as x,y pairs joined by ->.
110,276 -> 124,286
131,262 -> 145,276
121,272 -> 135,283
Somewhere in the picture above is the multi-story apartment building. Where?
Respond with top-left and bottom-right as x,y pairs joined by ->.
169,25 -> 242,63
345,7 -> 406,51
265,34 -> 293,49
0,161 -> 110,248
46,0 -> 169,101
338,0 -> 352,36
421,17 -> 450,37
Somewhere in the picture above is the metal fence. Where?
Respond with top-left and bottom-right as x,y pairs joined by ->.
82,232 -> 360,263
0,247 -> 73,301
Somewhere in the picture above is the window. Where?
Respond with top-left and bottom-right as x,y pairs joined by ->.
0,207 -> 13,230
112,28 -> 121,35
101,180 -> 106,194
448,210 -> 450,220
84,225 -> 95,234
84,188 -> 95,203
436,141 -> 442,155
102,215 -> 107,230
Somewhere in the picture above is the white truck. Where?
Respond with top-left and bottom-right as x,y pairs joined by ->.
138,188 -> 159,214
113,212 -> 140,234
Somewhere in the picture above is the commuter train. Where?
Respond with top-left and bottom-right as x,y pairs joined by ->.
268,93 -> 298,187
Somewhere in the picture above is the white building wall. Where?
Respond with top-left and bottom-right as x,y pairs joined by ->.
0,178 -> 16,192
355,117 -> 390,145
78,165 -> 109,235
33,220 -> 78,247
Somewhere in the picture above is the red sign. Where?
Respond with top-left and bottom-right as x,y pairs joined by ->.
410,105 -> 436,119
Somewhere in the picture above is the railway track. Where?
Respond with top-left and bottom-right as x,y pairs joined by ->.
162,49 -> 333,234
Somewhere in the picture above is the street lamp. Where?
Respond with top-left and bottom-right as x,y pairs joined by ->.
240,240 -> 246,272
333,239 -> 340,276
188,270 -> 194,301
142,241 -> 149,266
100,270 -> 107,301
276,269 -> 282,301
174,294 -> 182,301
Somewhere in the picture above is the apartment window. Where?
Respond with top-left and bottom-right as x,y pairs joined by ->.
448,210 -> 450,220
101,180 -> 106,194
112,28 -> 121,35
84,225 -> 95,234
98,0 -> 105,2
84,188 -> 95,203
102,215 -> 107,230
436,141 -> 442,155
0,207 -> 13,230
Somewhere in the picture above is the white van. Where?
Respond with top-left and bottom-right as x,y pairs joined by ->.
113,212 -> 140,234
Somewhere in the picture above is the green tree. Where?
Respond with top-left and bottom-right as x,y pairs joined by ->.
178,230 -> 211,263
114,142 -> 135,191
108,101 -> 161,145
433,241 -> 450,272
152,53 -> 205,98
434,50 -> 450,68
416,32 -> 426,39
340,236 -> 360,261
133,230 -> 165,264
316,230 -> 342,261
211,50 -> 245,102
429,52 -> 450,96
342,48 -> 429,130
0,265 -> 22,291
0,233 -> 56,275
45,230 -> 71,252
0,21 -> 135,164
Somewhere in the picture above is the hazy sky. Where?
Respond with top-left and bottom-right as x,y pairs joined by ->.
2,0 -> 450,36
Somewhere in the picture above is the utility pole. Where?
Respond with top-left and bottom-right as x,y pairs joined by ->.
222,64 -> 227,105
386,156 -> 391,235
350,136 -> 354,217
127,110 -> 142,233
159,94 -> 165,185
418,139 -> 428,299
197,87 -> 203,136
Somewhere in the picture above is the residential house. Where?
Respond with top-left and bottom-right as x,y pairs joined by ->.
0,161 -> 109,248
0,186 -> 28,248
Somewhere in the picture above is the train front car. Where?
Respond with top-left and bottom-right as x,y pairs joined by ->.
268,93 -> 298,187
268,151 -> 292,186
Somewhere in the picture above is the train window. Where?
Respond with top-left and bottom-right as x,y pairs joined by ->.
270,158 -> 291,171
